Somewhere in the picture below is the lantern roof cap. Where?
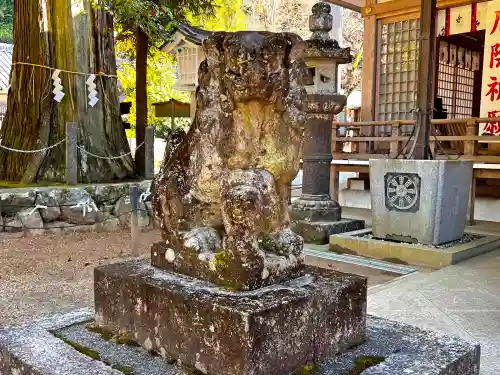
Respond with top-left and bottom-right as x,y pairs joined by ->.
301,2 -> 351,63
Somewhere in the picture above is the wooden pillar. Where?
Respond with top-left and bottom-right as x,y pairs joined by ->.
390,121 -> 402,158
360,2 -> 377,154
330,164 -> 340,203
464,119 -> 477,156
414,0 -> 437,159
135,27 -> 149,176
332,123 -> 342,154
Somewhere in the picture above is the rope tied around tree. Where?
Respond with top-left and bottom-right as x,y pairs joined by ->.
77,142 -> 145,160
0,138 -> 66,153
0,135 -> 142,160
11,62 -> 118,78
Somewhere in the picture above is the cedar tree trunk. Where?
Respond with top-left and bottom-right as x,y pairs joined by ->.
0,0 -> 136,183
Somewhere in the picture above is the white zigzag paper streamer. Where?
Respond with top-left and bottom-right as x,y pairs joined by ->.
86,74 -> 99,107
52,69 -> 65,103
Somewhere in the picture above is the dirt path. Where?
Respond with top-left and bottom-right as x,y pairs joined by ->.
0,230 -> 161,326
0,230 -> 399,327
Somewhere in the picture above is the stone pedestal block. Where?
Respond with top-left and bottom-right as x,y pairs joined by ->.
150,241 -> 304,291
94,260 -> 367,375
370,159 -> 473,245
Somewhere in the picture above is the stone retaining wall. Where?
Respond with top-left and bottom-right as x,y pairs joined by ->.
0,181 -> 155,235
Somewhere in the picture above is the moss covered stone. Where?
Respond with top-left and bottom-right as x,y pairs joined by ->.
111,364 -> 135,375
347,356 -> 385,375
52,333 -> 101,361
85,324 -> 114,341
214,250 -> 233,270
115,336 -> 140,347
295,363 -> 317,375
95,260 -> 367,375
151,31 -> 307,291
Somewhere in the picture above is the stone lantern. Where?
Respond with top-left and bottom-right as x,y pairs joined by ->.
291,2 -> 365,244
161,24 -> 212,119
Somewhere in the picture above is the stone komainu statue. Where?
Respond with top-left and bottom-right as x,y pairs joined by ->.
152,31 -> 307,290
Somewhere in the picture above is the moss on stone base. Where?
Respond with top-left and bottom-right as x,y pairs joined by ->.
52,333 -> 101,361
86,324 -> 140,347
295,363 -> 318,375
86,324 -> 114,341
110,364 -> 134,375
115,336 -> 140,347
347,356 -> 385,374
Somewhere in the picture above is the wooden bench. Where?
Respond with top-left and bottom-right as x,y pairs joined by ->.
329,160 -> 500,225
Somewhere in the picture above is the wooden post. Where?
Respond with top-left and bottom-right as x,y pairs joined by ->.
429,138 -> 437,158
135,27 -> 148,177
464,119 -> 477,156
130,184 -> 140,257
390,121 -> 401,158
414,0 -> 437,159
145,126 -> 155,180
332,123 -> 342,153
360,9 -> 377,155
330,164 -> 340,203
171,101 -> 176,130
65,121 -> 78,185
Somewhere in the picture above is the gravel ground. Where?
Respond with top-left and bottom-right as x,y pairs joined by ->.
0,230 -> 161,327
0,230 -> 399,328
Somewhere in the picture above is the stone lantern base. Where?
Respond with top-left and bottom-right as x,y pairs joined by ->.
290,196 -> 365,244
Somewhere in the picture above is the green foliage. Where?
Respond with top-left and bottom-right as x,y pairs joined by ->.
185,0 -> 248,31
115,0 -> 248,139
103,0 -> 216,46
117,47 -> 190,138
0,0 -> 13,43
352,48 -> 363,70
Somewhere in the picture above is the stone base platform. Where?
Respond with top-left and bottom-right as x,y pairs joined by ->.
292,218 -> 365,245
0,309 -> 479,375
330,228 -> 500,269
94,260 -> 367,375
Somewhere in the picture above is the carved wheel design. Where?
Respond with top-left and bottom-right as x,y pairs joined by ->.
384,173 -> 421,213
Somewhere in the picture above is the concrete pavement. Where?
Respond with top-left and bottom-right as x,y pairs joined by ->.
337,207 -> 500,373
368,248 -> 500,375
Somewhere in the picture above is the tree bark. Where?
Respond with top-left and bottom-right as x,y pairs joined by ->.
135,27 -> 148,177
0,0 -> 136,183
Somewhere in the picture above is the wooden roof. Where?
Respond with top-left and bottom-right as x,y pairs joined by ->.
161,24 -> 212,54
326,0 -> 363,13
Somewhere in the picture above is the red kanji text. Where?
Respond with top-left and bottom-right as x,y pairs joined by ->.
486,76 -> 500,102
484,110 -> 500,134
491,11 -> 500,34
